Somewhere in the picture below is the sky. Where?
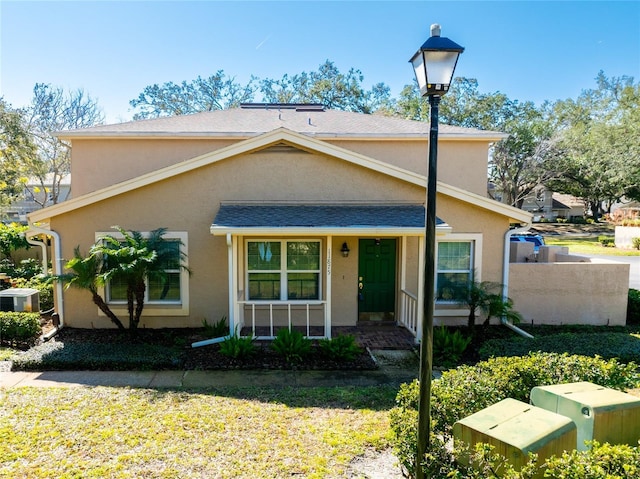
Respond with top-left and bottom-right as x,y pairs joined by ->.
1,0 -> 639,124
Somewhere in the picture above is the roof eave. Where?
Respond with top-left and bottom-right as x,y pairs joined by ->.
209,225 -> 451,236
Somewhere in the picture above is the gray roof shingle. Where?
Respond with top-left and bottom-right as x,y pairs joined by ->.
212,204 -> 444,229
58,106 -> 505,140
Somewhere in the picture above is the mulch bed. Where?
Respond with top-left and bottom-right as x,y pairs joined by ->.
51,327 -> 378,371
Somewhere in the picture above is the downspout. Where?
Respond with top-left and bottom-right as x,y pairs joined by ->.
502,223 -> 534,339
25,225 -> 65,332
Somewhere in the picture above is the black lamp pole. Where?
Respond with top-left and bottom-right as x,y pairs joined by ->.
410,24 -> 463,479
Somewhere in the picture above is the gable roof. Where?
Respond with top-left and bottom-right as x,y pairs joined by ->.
29,127 -> 530,225
56,106 -> 507,141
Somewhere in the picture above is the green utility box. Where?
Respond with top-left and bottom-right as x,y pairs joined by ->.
453,398 -> 576,475
530,381 -> 640,451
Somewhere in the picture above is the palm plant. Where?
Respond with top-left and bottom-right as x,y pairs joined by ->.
62,246 -> 126,330
94,227 -> 189,332
453,280 -> 521,332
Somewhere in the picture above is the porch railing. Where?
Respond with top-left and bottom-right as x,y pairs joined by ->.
237,300 -> 328,340
399,289 -> 418,336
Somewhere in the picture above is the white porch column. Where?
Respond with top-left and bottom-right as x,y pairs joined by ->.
416,234 -> 425,343
325,236 -> 332,338
226,233 -> 235,335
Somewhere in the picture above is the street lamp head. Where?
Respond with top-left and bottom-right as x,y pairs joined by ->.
410,23 -> 464,97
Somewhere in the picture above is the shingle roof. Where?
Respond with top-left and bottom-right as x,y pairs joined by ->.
57,105 -> 506,140
212,204 -> 444,229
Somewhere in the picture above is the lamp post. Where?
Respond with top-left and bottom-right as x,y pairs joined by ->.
410,24 -> 464,479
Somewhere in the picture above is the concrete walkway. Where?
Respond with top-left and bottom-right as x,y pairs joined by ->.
0,350 -> 422,389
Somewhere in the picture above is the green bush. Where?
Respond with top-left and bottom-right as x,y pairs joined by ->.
0,312 -> 41,345
389,352 -> 640,477
219,334 -> 256,359
632,237 -> 640,250
433,325 -> 471,368
202,316 -> 228,338
319,334 -> 362,361
542,441 -> 640,478
479,332 -> 640,363
598,235 -> 615,247
11,340 -> 183,371
628,289 -> 640,325
271,328 -> 311,363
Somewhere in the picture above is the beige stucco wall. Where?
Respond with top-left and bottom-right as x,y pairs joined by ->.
53,146 -> 441,328
71,137 -> 491,198
509,261 -> 629,326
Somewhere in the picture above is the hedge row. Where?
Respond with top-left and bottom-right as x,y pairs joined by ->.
389,352 -> 640,477
0,312 -> 41,345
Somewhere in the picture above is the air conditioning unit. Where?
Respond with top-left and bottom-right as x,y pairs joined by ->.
0,288 -> 40,313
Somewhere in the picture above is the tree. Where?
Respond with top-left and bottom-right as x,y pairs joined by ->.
0,98 -> 33,208
260,60 -> 391,113
24,84 -> 104,208
546,72 -> 639,217
60,227 -> 189,332
130,71 -> 257,119
63,246 -> 126,330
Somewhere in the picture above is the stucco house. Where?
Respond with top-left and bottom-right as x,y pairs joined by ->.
27,103 -> 532,340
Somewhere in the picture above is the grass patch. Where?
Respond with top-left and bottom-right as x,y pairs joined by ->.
0,386 -> 395,478
546,236 -> 640,256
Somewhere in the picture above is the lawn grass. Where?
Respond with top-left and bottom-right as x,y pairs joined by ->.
545,236 -> 640,256
0,385 -> 396,479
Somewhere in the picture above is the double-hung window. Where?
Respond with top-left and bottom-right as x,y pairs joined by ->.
98,231 -> 189,316
247,240 -> 320,301
436,241 -> 473,302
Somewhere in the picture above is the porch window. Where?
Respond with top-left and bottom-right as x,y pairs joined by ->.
247,240 -> 320,301
436,241 -> 473,302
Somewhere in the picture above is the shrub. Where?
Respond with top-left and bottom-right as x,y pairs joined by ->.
271,328 -> 311,363
598,235 -> 615,247
632,237 -> 640,250
202,316 -> 228,338
319,334 -> 362,361
433,325 -> 471,368
542,441 -> 640,478
628,289 -> 640,325
0,312 -> 41,345
219,334 -> 256,359
389,352 -> 640,477
479,331 -> 640,363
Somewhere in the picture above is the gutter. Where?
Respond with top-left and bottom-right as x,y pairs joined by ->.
502,223 -> 534,339
25,225 -> 65,329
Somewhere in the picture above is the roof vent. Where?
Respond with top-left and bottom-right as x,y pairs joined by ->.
240,103 -> 325,112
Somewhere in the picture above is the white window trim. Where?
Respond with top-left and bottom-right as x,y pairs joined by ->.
245,239 -> 322,302
435,233 -> 482,305
95,231 -> 189,317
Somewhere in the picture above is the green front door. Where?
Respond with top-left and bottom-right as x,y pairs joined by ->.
358,239 -> 396,321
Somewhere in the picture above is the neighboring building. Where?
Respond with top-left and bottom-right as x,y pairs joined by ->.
2,174 -> 71,223
27,104 -> 531,338
520,186 -> 585,221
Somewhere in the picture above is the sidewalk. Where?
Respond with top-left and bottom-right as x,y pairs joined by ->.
0,349 -> 422,389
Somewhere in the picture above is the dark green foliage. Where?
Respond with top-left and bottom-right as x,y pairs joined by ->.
0,312 -> 41,345
479,332 -> 640,363
271,328 -> 311,363
202,316 -> 228,338
0,258 -> 41,280
633,237 -> 640,250
542,441 -> 640,478
219,335 -> 256,360
389,353 -> 640,477
598,235 -> 615,247
11,341 -> 183,371
433,326 -> 471,368
319,334 -> 362,362
628,289 -> 640,325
